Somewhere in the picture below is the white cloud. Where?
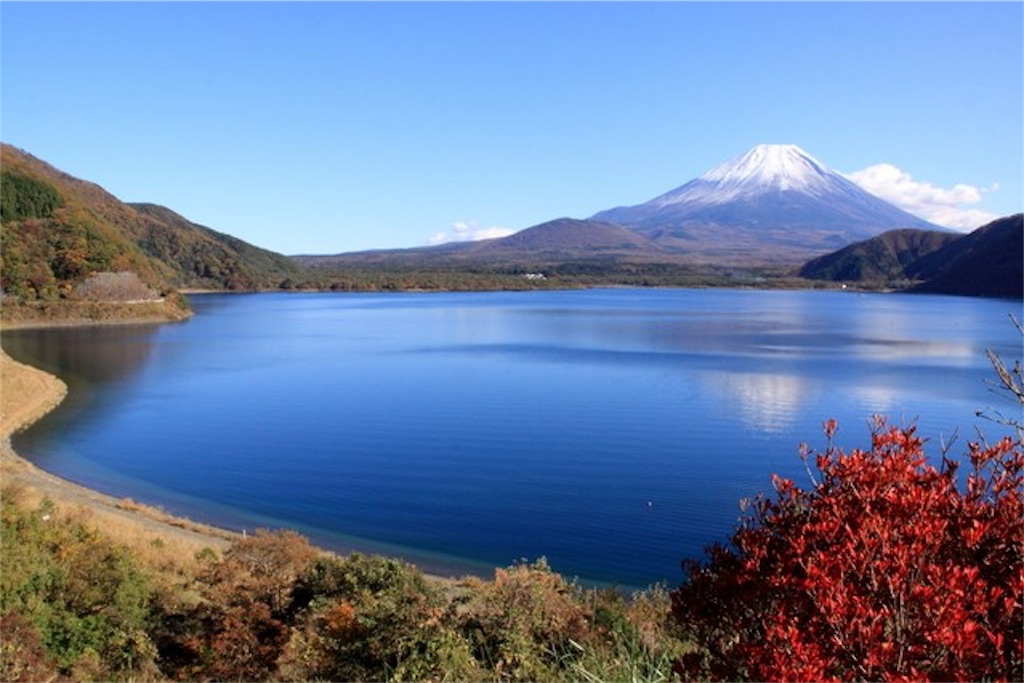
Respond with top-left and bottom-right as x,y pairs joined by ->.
428,220 -> 515,245
845,163 -> 1000,231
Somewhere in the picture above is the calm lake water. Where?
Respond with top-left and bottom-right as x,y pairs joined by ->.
3,289 -> 1020,588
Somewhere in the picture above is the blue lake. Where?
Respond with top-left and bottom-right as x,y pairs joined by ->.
3,289 -> 1020,588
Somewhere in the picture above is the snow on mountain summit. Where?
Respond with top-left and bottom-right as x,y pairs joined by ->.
589,143 -> 945,257
701,144 -> 830,187
653,144 -> 842,208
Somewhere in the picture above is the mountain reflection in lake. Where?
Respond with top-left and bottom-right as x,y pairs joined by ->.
3,289 -> 1019,588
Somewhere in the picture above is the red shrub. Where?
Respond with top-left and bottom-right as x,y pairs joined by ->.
671,418 -> 1023,682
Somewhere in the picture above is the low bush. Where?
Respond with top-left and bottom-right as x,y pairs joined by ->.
671,418 -> 1023,681
0,493 -> 160,681
458,558 -> 590,681
281,553 -> 478,682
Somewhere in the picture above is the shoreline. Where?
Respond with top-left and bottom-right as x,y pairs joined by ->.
0,349 -> 472,585
0,297 -> 193,332
1,350 -> 238,554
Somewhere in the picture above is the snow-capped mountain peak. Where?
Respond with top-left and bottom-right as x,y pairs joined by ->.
701,144 -> 831,187
653,144 -> 841,207
589,143 -> 944,258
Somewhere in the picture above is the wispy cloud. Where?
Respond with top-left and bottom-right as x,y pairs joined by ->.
845,163 -> 999,231
428,220 -> 515,245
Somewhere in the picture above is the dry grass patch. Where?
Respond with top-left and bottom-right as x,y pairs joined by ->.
0,351 -> 67,440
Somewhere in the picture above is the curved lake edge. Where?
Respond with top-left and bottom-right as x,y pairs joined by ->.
1,348 -> 242,551
3,287 -> 1018,591
1,295 -> 666,589
0,340 -> 553,588
0,298 -> 193,331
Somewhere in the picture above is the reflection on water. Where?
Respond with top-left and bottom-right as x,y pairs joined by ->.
704,370 -> 805,434
1,289 -> 1018,588
3,324 -> 160,385
850,384 -> 901,417
2,325 -> 162,434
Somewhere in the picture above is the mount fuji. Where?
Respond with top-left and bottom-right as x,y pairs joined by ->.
304,144 -> 955,272
592,144 -> 946,261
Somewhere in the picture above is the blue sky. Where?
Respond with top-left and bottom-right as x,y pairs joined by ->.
2,2 -> 1021,254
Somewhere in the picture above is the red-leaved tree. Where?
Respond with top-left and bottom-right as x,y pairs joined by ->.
671,418 -> 1023,682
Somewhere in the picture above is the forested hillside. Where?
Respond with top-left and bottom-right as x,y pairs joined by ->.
908,214 -> 1023,298
797,228 -> 959,283
0,144 -> 302,309
799,215 -> 1023,298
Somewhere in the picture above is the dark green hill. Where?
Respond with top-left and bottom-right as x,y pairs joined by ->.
908,214 -> 1022,298
799,215 -> 1022,298
798,229 -> 959,283
1,143 -> 301,305
128,202 -> 301,290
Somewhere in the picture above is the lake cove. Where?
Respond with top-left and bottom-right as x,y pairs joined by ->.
2,289 -> 1018,588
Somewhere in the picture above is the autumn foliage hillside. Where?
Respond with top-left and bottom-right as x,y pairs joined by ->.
0,143 -> 302,308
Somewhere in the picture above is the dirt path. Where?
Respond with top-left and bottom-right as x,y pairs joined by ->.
1,351 -> 236,554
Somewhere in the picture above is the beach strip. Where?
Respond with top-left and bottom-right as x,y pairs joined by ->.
1,350 -> 237,554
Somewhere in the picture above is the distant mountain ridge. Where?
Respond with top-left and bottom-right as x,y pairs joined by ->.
801,214 -> 1023,298
303,144 -> 951,270
4,142 -> 1009,299
296,218 -> 674,270
591,144 -> 945,260
458,218 -> 661,256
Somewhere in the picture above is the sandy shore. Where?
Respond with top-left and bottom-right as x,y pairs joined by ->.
1,350 -> 237,554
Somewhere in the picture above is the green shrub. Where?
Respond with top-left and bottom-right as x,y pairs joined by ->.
0,493 -> 159,681
282,553 -> 479,682
456,558 -> 591,682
